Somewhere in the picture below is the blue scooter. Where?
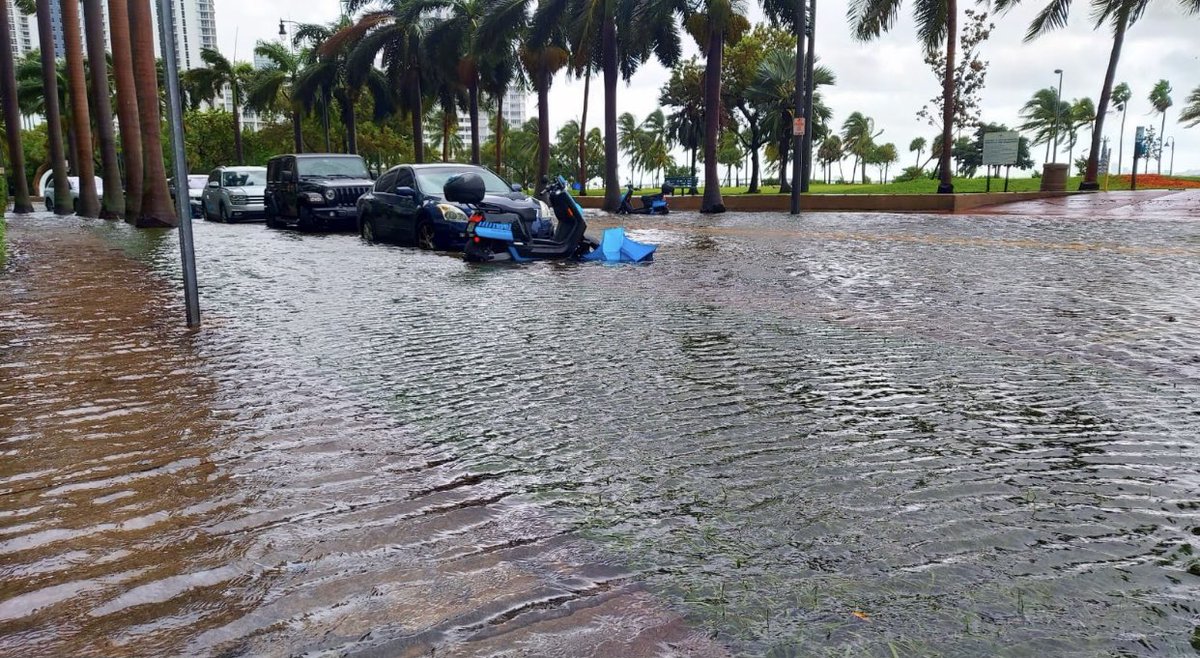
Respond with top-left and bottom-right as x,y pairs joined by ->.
617,183 -> 672,215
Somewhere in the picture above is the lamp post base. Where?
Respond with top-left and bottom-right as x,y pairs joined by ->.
1078,181 -> 1100,191
937,182 -> 954,194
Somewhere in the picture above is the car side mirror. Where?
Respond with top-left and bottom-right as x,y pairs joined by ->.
207,181 -> 219,188
395,186 -> 418,200
511,183 -> 523,192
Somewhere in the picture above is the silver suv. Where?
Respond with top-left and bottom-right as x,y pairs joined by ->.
200,166 -> 268,222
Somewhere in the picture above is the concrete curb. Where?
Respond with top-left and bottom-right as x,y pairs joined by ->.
576,190 -> 1084,214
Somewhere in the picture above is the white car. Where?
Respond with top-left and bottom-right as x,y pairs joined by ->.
200,166 -> 268,222
40,172 -> 104,214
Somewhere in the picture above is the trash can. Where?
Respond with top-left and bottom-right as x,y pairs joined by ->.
1040,163 -> 1069,192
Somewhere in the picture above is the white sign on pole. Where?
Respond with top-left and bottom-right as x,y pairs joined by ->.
982,131 -> 1020,166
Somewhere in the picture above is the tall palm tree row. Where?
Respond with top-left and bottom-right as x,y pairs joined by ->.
306,17 -> 397,155
109,0 -> 144,221
1182,86 -> 1200,128
129,0 -> 177,226
1018,87 -> 1070,162
59,0 -> 100,216
34,0 -> 71,214
0,0 -> 32,213
84,0 -> 125,218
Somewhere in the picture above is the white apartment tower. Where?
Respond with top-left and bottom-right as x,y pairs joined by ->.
460,87 -> 530,146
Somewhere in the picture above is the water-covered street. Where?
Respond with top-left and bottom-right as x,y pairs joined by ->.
2,192 -> 1199,657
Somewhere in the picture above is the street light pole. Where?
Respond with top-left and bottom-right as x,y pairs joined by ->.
789,0 -> 807,215
1051,69 -> 1063,165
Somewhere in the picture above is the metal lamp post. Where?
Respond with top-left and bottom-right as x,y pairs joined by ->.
1051,69 -> 1064,164
1165,137 -> 1175,176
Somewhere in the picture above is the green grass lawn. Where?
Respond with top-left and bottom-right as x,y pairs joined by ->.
630,174 -> 1200,196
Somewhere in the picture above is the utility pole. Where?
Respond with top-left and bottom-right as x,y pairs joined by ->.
157,0 -> 200,327
789,0 -> 807,215
800,0 -> 816,194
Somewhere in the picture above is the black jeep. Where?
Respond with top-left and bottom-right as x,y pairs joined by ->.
264,154 -> 374,230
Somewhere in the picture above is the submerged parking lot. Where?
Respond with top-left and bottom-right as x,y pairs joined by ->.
2,192 -> 1199,656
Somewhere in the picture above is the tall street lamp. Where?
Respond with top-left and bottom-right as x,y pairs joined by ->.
1051,69 -> 1064,165
1165,137 -> 1175,176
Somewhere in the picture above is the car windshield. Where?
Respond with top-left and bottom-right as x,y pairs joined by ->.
414,167 -> 513,196
223,170 -> 266,187
297,157 -> 368,178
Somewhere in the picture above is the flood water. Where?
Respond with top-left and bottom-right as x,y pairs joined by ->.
2,197 -> 1199,657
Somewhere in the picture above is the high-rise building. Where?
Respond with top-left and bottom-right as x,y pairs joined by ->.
460,87 -> 530,148
5,1 -> 35,59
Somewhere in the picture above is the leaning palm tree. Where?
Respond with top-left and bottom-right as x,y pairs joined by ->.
412,0 -> 491,164
83,0 -> 123,218
996,0 -> 1199,190
184,49 -> 253,165
108,0 -> 143,221
59,0 -> 99,216
818,134 -> 843,184
1148,79 -> 1172,174
909,137 -> 926,169
850,0 -> 960,193
841,112 -> 881,184
0,0 -> 32,212
1181,85 -> 1200,128
1018,87 -> 1070,162
128,0 -> 176,226
1111,82 -> 1131,173
34,0 -> 71,214
1065,97 -> 1095,165
310,18 -> 398,155
247,41 -> 306,153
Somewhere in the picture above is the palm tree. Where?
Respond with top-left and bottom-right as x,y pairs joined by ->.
841,112 -> 880,183
876,142 -> 898,183
342,0 -> 431,163
1182,85 -> 1200,128
0,0 -> 32,213
909,137 -> 926,169
83,0 -> 123,218
59,0 -> 99,216
184,49 -> 253,165
1111,82 -> 1131,173
1064,97 -> 1095,165
34,0 -> 70,214
1019,87 -> 1070,162
247,41 -> 306,153
128,0 -> 176,226
1148,79 -> 1172,174
108,0 -> 142,221
747,48 -> 834,191
996,0 -> 1199,190
313,19 -> 398,155
662,60 -> 704,193
817,134 -> 842,183
851,0 -> 960,193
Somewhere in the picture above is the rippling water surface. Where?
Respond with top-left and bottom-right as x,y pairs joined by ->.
2,202 -> 1199,657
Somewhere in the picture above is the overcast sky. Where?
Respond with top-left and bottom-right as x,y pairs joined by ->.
216,0 -> 1200,177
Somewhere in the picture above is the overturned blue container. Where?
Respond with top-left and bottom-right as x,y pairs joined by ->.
582,228 -> 657,263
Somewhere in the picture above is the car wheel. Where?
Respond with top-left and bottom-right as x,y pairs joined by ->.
72,199 -> 79,214
298,207 -> 316,232
220,204 -> 231,223
415,218 -> 435,250
361,216 -> 378,242
44,196 -> 53,212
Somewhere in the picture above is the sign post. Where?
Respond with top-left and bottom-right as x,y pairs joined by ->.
1132,126 -> 1145,191
983,131 -> 1019,194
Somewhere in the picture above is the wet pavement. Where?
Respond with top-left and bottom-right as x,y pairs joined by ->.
2,191 -> 1199,657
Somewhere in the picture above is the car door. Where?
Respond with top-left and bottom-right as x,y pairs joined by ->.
203,170 -> 220,215
370,169 -> 398,240
393,167 -> 420,244
280,158 -> 298,218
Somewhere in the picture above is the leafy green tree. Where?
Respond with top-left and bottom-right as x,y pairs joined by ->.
850,0 -> 965,193
661,58 -> 705,194
721,24 -> 792,193
1111,82 -> 1131,173
183,48 -> 254,164
717,128 -> 742,186
1181,85 -> 1200,128
1148,79 -> 1172,174
915,8 -> 993,138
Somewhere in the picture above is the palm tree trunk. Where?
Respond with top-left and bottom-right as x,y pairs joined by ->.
468,78 -> 480,164
128,0 -> 176,227
537,68 -> 550,185
61,0 -> 99,216
778,117 -> 790,192
411,77 -> 424,164
108,0 -> 142,222
1081,14 -> 1126,190
494,91 -> 503,171
442,111 -> 450,161
36,0 -> 71,215
84,0 -> 124,218
1158,112 -> 1165,175
749,128 -> 761,193
293,110 -> 304,153
233,91 -> 244,164
1117,106 -> 1126,174
801,0 -> 817,194
578,68 -> 590,195
322,89 -> 332,152
937,0 -> 957,194
601,17 -> 620,211
0,0 -> 32,213
700,28 -> 724,213
344,96 -> 357,155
